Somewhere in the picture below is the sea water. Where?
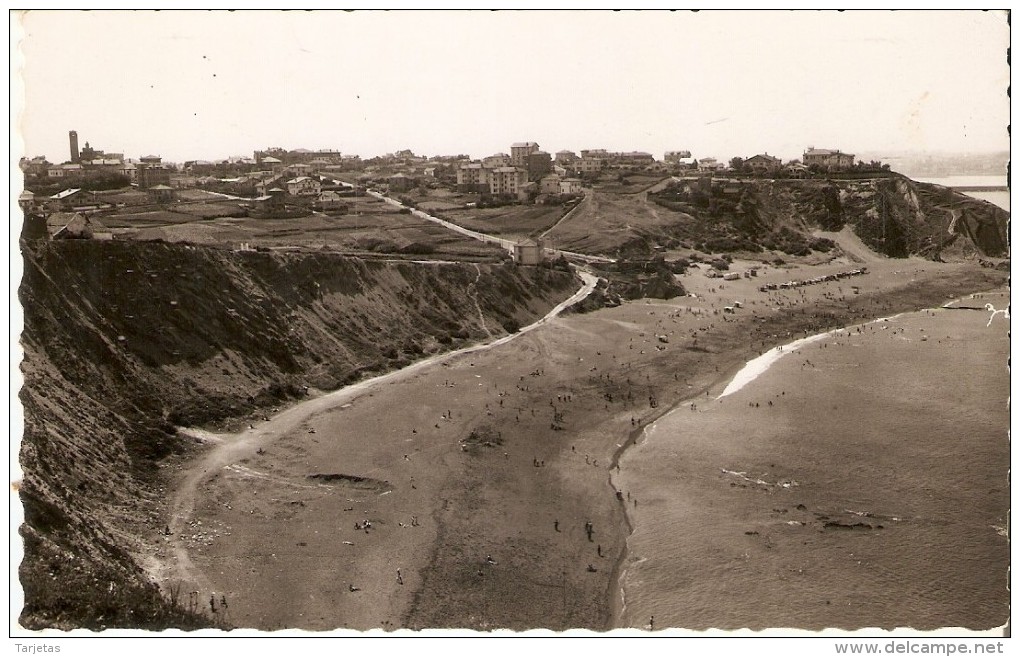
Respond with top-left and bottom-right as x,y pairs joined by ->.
913,175 -> 1009,211
616,291 -> 1009,631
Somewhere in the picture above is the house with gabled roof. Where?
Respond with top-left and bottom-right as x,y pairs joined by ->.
314,190 -> 348,213
803,148 -> 855,170
513,238 -> 545,266
388,173 -> 414,192
19,190 -> 36,213
148,184 -> 176,204
286,176 -> 321,196
744,153 -> 783,175
49,188 -> 84,211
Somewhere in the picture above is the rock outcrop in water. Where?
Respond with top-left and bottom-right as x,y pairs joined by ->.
17,239 -> 577,629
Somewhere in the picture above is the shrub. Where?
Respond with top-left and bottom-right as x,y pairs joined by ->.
501,318 -> 521,334
810,237 -> 836,252
668,258 -> 690,274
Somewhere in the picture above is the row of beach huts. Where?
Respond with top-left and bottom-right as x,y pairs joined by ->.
758,268 -> 868,292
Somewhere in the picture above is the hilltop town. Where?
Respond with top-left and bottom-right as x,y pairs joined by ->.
21,131 -> 901,261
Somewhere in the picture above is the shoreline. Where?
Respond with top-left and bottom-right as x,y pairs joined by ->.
156,256 -> 1007,631
611,284 -> 1009,631
606,279 -> 1009,631
606,366 -> 738,627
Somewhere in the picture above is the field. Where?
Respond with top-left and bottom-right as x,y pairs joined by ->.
94,187 -> 226,207
106,194 -> 506,260
437,204 -> 568,240
592,173 -> 670,194
169,201 -> 249,219
102,210 -> 200,227
543,189 -> 688,255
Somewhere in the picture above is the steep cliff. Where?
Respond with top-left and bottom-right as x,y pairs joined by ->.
17,240 -> 578,629
646,175 -> 1008,259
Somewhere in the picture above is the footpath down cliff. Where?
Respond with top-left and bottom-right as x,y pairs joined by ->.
17,240 -> 577,629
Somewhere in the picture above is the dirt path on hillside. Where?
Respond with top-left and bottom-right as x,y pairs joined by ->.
814,226 -> 887,264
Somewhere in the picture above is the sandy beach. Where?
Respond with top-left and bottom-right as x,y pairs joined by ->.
156,255 -> 1008,631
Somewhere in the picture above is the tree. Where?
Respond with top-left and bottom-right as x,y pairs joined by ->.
729,157 -> 744,170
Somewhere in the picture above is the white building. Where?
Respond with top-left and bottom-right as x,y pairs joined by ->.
513,238 -> 545,265
560,178 -> 584,195
572,157 -> 603,174
697,157 -> 724,172
286,176 -> 321,196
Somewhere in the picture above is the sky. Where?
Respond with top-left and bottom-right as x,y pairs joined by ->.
12,9 -> 1011,164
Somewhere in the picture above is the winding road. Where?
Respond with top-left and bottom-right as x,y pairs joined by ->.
365,189 -> 615,265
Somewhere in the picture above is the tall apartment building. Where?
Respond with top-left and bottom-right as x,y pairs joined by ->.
510,142 -> 540,167
526,151 -> 552,181
456,163 -> 490,192
136,155 -> 172,189
489,167 -> 528,196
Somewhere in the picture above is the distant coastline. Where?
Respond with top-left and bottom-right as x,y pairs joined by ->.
909,175 -> 1010,211
910,174 -> 1008,190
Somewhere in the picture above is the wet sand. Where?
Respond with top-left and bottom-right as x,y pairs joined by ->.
159,256 -> 1007,631
616,289 -> 1009,631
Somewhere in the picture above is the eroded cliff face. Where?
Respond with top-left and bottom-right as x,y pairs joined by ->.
648,175 -> 1009,259
831,177 -> 1008,259
17,240 -> 577,629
